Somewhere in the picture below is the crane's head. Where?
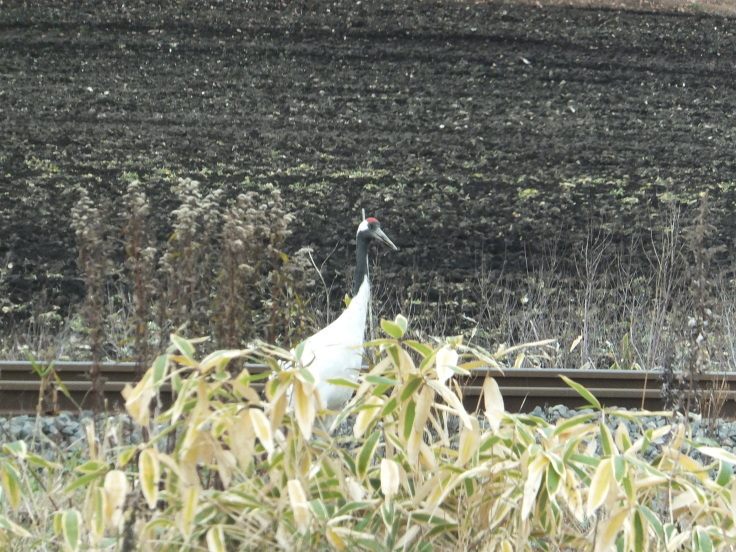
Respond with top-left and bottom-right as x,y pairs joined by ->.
358,217 -> 398,250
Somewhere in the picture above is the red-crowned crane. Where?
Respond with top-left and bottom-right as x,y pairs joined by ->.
291,217 -> 398,424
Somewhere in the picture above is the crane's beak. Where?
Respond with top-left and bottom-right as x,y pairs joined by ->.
375,228 -> 399,250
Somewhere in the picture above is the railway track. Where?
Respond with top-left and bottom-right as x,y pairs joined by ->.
1,360 -> 735,416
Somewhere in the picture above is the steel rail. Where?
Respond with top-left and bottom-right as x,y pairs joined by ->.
1,360 -> 734,416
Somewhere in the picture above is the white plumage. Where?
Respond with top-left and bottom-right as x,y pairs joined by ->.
291,217 -> 397,414
295,278 -> 370,410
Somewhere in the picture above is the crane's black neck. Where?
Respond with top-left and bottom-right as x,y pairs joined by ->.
352,232 -> 371,297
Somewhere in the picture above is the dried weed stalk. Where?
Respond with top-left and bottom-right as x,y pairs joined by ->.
158,178 -> 222,342
75,179 -> 311,371
214,188 -> 313,347
661,192 -> 725,420
122,181 -> 158,375
70,187 -> 112,410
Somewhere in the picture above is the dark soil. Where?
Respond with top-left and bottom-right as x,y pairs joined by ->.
2,0 -> 736,340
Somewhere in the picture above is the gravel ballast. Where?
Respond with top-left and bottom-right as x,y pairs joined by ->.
2,405 -> 734,460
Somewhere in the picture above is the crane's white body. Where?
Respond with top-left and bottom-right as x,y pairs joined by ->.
285,217 -> 396,426
297,275 -> 370,411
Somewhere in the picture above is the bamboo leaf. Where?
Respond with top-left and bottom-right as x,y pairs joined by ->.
427,380 -> 472,430
139,449 -> 161,509
179,486 -> 199,539
335,501 -> 372,517
170,334 -> 196,362
546,463 -> 561,498
297,368 -> 316,385
424,522 -> 458,540
570,334 -> 583,352
559,375 -> 601,409
413,386 -> 434,432
25,452 -> 62,471
483,376 -> 504,432
309,499 -> 328,521
293,379 -> 315,440
122,372 -> 154,426
694,526 -> 713,552
2,441 -> 26,458
599,421 -> 617,457
699,446 -> 736,464
61,509 -> 82,552
543,451 -> 564,476
357,430 -> 381,480
399,376 -> 423,403
52,372 -> 81,410
633,509 -> 647,552
0,462 -> 22,511
665,527 -> 690,549
0,514 -> 31,537
325,377 -> 360,390
587,458 -> 613,516
394,314 -> 408,334
483,376 -> 504,414
365,375 -> 400,386
287,480 -> 311,533
53,511 -> 62,540
435,346 -> 459,384
521,453 -> 547,520
612,454 -> 626,483
395,525 -> 421,550
381,319 -> 405,339
492,338 -> 556,359
716,460 -> 733,487
326,527 -> 347,551
402,399 -> 416,441
102,470 -> 129,533
552,412 -> 597,437
622,471 -> 635,503
170,354 -> 199,368
353,396 -> 383,439
65,472 -> 105,494
199,349 -> 243,374
457,417 -> 480,466
249,408 -> 274,456
404,340 -> 433,358
294,340 -> 306,360
380,459 -> 401,500
671,489 -> 698,512
594,507 -> 627,552
75,460 -> 109,474
151,354 -> 169,387
206,525 -> 226,552
380,396 -> 399,418
613,423 -> 632,454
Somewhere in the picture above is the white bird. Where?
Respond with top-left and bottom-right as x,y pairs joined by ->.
291,217 -> 398,416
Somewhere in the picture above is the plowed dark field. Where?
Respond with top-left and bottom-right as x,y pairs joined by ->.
2,0 -> 736,339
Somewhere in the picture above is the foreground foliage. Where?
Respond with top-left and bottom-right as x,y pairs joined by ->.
1,318 -> 736,551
